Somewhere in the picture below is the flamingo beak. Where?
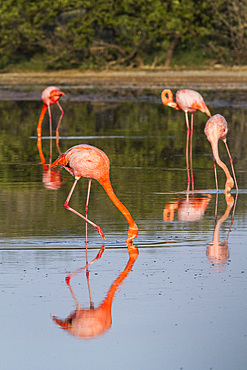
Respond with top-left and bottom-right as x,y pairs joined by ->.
52,316 -> 70,329
49,89 -> 65,98
168,102 -> 178,109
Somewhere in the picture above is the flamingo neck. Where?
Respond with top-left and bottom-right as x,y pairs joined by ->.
212,198 -> 233,244
99,178 -> 138,241
37,137 -> 46,164
100,248 -> 138,309
161,89 -> 179,110
211,140 -> 233,190
37,104 -> 47,137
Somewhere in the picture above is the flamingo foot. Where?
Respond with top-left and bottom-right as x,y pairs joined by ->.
65,275 -> 71,285
96,226 -> 105,239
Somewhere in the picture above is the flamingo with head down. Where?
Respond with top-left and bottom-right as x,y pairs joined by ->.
204,114 -> 238,193
50,144 -> 139,244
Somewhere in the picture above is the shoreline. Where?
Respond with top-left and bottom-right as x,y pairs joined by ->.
1,69 -> 247,90
1,69 -> 247,101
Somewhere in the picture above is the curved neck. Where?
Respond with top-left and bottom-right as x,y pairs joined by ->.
161,89 -> 173,106
100,178 -> 136,229
37,104 -> 47,137
212,198 -> 233,243
37,137 -> 46,164
100,248 -> 138,309
211,140 -> 232,182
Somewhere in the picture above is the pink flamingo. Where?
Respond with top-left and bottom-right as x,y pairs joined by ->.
50,144 -> 138,244
37,86 -> 65,139
204,114 -> 238,193
161,89 -> 211,190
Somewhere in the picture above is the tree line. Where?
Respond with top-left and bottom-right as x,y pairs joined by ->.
0,0 -> 247,70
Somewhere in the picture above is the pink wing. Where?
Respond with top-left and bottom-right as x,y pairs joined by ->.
176,89 -> 210,116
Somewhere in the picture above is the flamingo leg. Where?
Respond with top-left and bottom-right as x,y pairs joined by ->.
64,178 -> 105,239
215,190 -> 218,223
214,158 -> 219,193
86,258 -> 94,309
223,140 -> 238,192
56,139 -> 62,156
65,246 -> 105,285
47,105 -> 53,163
55,101 -> 64,148
190,113 -> 194,191
85,179 -> 92,262
185,111 -> 191,191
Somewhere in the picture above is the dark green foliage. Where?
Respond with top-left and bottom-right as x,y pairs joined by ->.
0,0 -> 244,69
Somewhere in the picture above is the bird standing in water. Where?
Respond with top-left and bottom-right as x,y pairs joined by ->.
50,144 -> 138,243
37,86 -> 65,139
204,114 -> 238,193
161,89 -> 211,190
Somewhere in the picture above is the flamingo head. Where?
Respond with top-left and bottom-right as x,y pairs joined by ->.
49,153 -> 68,169
161,89 -> 179,110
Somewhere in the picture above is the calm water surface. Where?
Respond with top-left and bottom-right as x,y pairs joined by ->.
0,88 -> 247,370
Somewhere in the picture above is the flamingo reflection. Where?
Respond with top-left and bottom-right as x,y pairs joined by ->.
37,133 -> 62,165
37,137 -> 63,190
207,192 -> 238,267
163,193 -> 211,222
52,244 -> 139,338
42,164 -> 63,190
36,86 -> 64,167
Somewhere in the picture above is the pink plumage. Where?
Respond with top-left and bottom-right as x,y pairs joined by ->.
161,88 -> 211,191
204,114 -> 238,193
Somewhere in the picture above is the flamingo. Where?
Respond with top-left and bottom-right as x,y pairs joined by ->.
204,114 -> 238,193
161,89 -> 211,190
52,244 -> 139,338
50,144 -> 138,243
37,86 -> 65,139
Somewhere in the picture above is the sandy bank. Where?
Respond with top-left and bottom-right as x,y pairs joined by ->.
1,69 -> 247,91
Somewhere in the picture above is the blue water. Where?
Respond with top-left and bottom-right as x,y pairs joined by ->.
0,90 -> 247,370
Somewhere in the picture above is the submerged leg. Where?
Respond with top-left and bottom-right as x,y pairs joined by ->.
64,178 -> 105,239
65,246 -> 105,285
85,179 -> 92,262
214,190 -> 218,223
86,250 -> 94,309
